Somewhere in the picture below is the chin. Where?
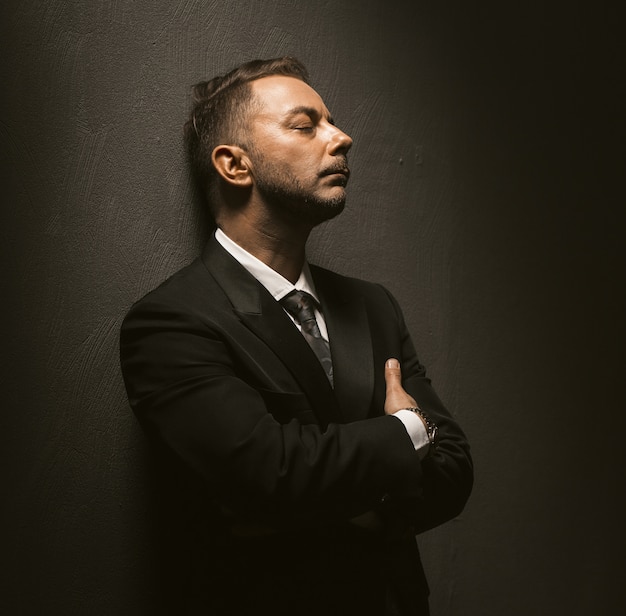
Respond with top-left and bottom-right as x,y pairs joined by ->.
303,197 -> 346,225
263,184 -> 347,226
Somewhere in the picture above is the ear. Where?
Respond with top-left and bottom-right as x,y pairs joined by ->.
211,145 -> 253,187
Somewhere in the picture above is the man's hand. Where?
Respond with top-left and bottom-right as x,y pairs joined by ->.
347,358 -> 421,532
384,358 -> 418,415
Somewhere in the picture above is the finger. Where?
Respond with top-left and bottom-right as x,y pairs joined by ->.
385,357 -> 402,389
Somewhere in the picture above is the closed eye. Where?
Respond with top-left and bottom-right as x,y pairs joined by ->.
285,106 -> 322,132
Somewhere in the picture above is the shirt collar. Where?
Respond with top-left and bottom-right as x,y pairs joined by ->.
215,228 -> 319,303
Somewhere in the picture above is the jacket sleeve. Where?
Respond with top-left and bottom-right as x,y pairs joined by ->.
379,285 -> 474,534
120,296 -> 426,530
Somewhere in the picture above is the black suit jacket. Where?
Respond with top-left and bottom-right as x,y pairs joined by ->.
120,236 -> 472,615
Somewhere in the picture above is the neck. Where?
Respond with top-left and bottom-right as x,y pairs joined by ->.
218,211 -> 311,284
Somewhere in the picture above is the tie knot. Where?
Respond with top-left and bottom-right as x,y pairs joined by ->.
280,290 -> 317,323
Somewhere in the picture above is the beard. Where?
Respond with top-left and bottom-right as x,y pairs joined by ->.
250,157 -> 347,226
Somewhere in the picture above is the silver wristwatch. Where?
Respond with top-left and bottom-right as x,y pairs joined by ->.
405,406 -> 439,455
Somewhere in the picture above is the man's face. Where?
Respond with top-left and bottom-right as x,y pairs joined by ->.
245,75 -> 353,226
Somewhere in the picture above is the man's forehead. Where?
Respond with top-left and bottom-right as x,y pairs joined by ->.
251,75 -> 329,117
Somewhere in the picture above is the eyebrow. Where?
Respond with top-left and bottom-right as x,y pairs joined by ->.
286,105 -> 335,124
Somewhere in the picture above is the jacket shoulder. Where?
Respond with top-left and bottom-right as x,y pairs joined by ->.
310,264 -> 398,305
123,257 -> 221,320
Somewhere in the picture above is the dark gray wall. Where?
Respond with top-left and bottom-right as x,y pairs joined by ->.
2,1 -> 624,614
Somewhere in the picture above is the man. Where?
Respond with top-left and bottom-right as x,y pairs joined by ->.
120,57 -> 472,616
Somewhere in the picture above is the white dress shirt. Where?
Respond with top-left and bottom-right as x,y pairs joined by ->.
215,228 -> 429,458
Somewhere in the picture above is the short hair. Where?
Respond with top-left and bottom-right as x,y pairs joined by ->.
184,56 -> 310,209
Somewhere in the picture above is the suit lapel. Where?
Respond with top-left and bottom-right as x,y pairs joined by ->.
312,266 -> 375,422
201,237 -> 341,429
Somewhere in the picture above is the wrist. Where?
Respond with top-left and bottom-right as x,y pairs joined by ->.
401,406 -> 439,456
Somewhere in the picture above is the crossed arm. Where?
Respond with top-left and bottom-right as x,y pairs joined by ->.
121,294 -> 472,536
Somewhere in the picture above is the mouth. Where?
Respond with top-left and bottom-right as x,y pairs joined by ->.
321,166 -> 351,182
323,171 -> 349,187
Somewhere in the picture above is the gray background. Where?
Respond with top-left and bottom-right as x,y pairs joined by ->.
2,1 -> 624,614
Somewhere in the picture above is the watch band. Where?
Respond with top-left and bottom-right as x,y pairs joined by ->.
404,406 -> 439,455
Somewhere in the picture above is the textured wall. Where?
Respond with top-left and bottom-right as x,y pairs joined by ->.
2,1 -> 624,614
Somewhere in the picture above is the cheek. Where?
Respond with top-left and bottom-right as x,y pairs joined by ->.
279,154 -> 316,178
290,151 -> 321,175
260,139 -> 322,180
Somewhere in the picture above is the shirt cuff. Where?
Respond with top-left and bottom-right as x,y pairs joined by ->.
392,409 -> 431,460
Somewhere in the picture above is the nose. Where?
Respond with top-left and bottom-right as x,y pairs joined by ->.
328,124 -> 353,154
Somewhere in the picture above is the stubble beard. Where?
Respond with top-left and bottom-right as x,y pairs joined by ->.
252,161 -> 347,227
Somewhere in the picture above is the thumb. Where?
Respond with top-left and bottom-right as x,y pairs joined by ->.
385,358 -> 402,392
384,358 -> 417,415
